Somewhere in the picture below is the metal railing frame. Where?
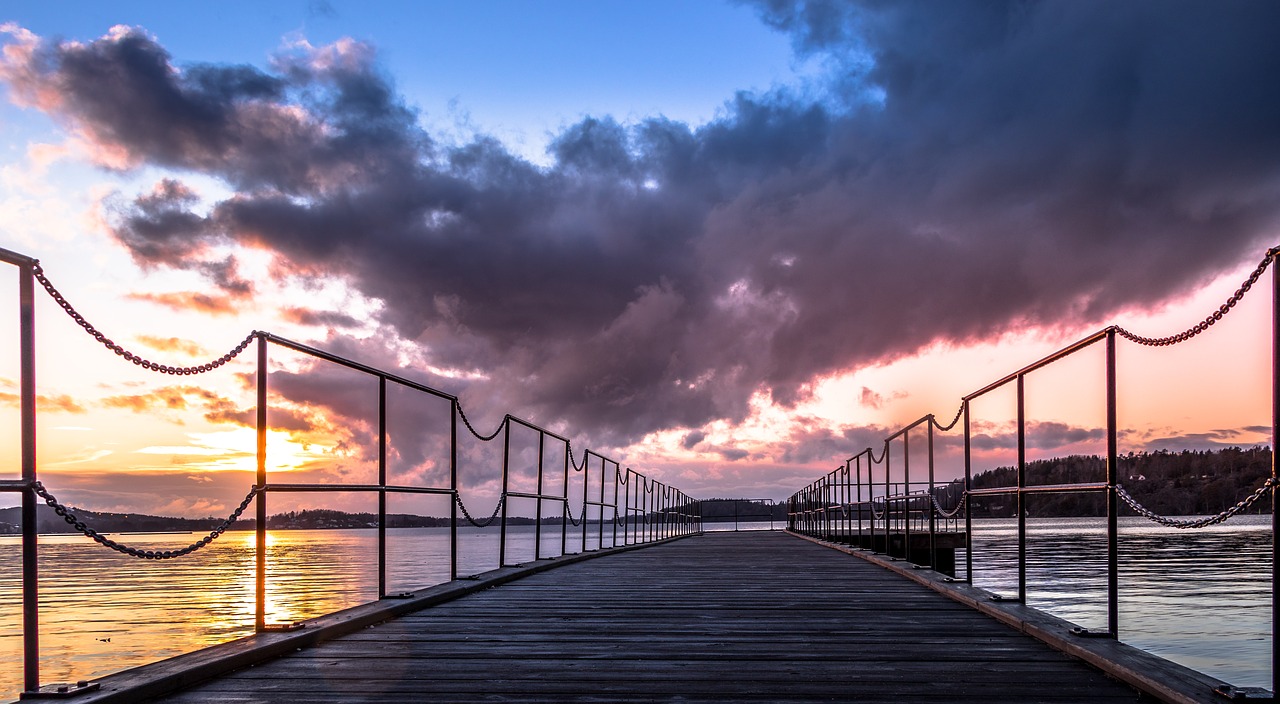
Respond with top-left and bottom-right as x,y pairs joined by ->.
1,247 -> 703,695
788,248 -> 1280,694
0,247 -> 40,693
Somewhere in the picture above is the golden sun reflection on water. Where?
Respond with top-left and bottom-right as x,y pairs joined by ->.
0,525 -> 568,700
0,528 -> 397,700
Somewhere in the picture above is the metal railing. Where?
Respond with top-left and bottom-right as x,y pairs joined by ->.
1,246 -> 702,696
788,245 -> 1279,695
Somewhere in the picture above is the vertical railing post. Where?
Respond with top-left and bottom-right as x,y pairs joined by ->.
612,463 -> 620,548
581,453 -> 590,553
614,471 -> 624,550
903,431 -> 911,562
1017,373 -> 1027,603
884,444 -> 891,553
597,457 -> 607,548
535,431 -> 544,561
1271,249 -> 1278,695
844,463 -> 851,540
665,485 -> 670,538
255,333 -> 267,632
19,258 -> 39,693
928,419 -> 936,571
499,418 -> 511,567
869,454 -> 878,552
561,443 -> 569,556
856,456 -> 864,548
964,401 -> 973,585
377,377 -> 387,598
664,485 -> 670,539
449,402 -> 458,581
649,479 -> 656,543
1106,328 -> 1119,637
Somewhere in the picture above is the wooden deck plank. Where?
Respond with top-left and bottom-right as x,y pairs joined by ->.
148,531 -> 1148,703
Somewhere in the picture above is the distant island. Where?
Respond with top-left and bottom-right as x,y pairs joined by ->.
1,447 -> 1271,534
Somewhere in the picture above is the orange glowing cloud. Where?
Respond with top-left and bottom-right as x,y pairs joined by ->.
126,291 -> 240,315
135,335 -> 208,357
0,391 -> 87,413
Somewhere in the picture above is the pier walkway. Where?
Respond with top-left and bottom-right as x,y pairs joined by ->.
138,531 -> 1143,704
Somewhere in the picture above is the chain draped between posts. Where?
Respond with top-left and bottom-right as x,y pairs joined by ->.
1116,478 -> 1277,529
34,263 -> 258,375
932,404 -> 964,432
457,407 -> 506,442
822,479 -> 1269,527
931,492 -> 967,519
454,493 -> 505,528
1114,247 -> 1277,347
565,497 -> 584,527
31,481 -> 259,559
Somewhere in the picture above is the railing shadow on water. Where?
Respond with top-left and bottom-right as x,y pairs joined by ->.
788,245 -> 1280,699
0,245 -> 703,698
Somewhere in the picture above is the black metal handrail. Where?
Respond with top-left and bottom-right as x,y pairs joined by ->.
1,247 -> 703,696
787,245 -> 1280,696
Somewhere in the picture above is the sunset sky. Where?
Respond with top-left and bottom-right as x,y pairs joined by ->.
1,0 -> 1278,518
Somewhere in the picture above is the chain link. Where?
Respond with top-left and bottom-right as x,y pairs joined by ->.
931,492 -> 967,519
566,443 -> 588,472
869,497 -> 886,521
932,403 -> 964,432
456,405 -> 505,442
1116,479 -> 1276,529
1114,248 -> 1277,347
31,481 -> 259,559
454,492 -> 505,527
565,498 -> 584,527
33,263 -> 257,374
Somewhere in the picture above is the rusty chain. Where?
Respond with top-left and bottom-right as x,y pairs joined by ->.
454,492 -> 505,528
1114,247 -> 1278,347
33,263 -> 257,374
932,403 -> 964,432
1116,479 -> 1276,529
31,481 -> 260,559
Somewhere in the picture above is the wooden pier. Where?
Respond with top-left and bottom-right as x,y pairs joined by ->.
40,530 -> 1209,704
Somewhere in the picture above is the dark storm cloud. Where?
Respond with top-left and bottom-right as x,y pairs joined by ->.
4,2 -> 1280,447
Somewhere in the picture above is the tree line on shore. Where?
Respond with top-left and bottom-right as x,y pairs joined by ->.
964,446 -> 1272,518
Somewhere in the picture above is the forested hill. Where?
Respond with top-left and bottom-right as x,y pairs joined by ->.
966,446 -> 1272,518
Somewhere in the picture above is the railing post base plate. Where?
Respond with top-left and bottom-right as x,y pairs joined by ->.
20,681 -> 100,700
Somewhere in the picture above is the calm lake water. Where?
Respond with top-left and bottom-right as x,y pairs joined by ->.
0,517 -> 1271,700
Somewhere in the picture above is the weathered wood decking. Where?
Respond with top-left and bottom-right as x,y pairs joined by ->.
142,531 -> 1145,703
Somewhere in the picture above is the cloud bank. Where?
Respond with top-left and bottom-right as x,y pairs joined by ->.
3,1 -> 1278,450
